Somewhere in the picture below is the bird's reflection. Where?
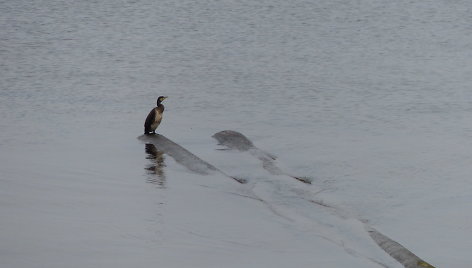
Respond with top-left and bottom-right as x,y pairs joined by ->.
144,143 -> 166,188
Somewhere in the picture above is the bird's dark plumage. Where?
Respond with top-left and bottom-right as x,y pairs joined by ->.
144,96 -> 167,134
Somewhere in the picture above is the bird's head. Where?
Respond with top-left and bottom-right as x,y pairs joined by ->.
157,96 -> 168,105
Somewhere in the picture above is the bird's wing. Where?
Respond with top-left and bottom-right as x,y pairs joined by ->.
144,108 -> 156,128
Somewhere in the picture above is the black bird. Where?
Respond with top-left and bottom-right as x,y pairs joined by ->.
144,96 -> 167,134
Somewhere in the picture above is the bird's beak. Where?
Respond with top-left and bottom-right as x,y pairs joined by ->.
163,96 -> 168,100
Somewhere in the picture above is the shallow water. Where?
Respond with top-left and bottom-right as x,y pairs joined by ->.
2,0 -> 472,267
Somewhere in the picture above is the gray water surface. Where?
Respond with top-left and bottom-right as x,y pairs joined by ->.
2,1 -> 472,267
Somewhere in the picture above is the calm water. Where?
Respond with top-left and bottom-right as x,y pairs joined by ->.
3,0 -> 472,145
2,0 -> 472,266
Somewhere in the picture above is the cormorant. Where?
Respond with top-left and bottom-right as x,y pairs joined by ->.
144,96 -> 167,134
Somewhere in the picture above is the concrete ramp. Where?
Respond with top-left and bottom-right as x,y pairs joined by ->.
212,130 -> 311,184
368,228 -> 436,268
138,134 -> 245,183
212,130 -> 436,268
